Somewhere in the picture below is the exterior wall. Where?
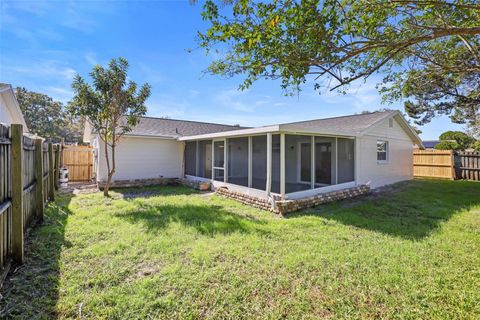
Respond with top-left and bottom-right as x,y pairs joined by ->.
357,117 -> 414,189
96,135 -> 184,182
0,95 -> 17,125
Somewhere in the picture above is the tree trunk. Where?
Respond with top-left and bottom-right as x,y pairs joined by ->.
103,138 -> 111,197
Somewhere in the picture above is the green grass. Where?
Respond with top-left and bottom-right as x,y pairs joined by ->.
1,180 -> 479,319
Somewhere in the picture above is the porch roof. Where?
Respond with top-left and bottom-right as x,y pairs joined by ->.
178,111 -> 395,141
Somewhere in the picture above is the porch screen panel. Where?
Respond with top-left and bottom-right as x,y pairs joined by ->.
271,134 -> 280,194
227,137 -> 248,186
314,137 -> 336,186
337,138 -> 355,183
185,141 -> 197,176
197,140 -> 212,179
251,135 -> 267,190
213,140 -> 225,182
285,135 -> 312,193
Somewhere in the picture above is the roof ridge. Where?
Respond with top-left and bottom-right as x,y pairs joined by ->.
280,110 -> 396,126
139,116 -> 245,128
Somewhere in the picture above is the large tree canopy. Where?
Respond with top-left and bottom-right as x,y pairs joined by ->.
15,87 -> 83,142
198,0 -> 480,126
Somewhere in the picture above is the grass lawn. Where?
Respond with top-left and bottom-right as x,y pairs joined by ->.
1,180 -> 479,319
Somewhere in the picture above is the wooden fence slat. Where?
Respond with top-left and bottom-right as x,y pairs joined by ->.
48,143 -> 54,201
62,146 -> 94,182
11,124 -> 24,264
35,139 -> 44,222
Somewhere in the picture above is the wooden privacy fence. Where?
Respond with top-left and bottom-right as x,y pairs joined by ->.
413,150 -> 455,180
62,145 -> 94,182
456,152 -> 480,180
0,124 -> 60,285
413,149 -> 480,181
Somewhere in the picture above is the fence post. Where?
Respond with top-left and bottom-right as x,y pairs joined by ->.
55,144 -> 61,190
11,124 -> 24,264
35,139 -> 44,222
60,138 -> 65,167
451,150 -> 456,180
48,142 -> 55,201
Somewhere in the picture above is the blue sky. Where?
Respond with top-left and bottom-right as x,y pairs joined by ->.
0,0 -> 464,140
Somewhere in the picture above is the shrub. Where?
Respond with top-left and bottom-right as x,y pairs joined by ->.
438,131 -> 475,150
434,140 -> 462,151
473,141 -> 480,152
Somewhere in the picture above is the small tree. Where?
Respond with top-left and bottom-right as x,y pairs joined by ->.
69,58 -> 151,196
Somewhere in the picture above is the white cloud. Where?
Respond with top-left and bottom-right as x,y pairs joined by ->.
84,52 -> 98,66
214,89 -> 285,113
3,60 -> 76,80
43,86 -> 73,103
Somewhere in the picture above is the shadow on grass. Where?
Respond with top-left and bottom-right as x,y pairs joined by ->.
288,180 -> 480,240
115,202 -> 267,236
0,193 -> 73,319
111,185 -> 268,236
112,185 -> 200,199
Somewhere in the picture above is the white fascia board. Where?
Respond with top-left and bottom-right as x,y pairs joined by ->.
88,132 -> 178,141
122,134 -> 178,140
178,125 -> 280,141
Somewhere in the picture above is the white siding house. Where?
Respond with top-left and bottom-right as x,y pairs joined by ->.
0,83 -> 29,131
84,110 -> 423,204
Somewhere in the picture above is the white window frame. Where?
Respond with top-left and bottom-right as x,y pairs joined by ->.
377,140 -> 389,163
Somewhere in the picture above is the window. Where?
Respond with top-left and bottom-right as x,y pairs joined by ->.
377,140 -> 388,162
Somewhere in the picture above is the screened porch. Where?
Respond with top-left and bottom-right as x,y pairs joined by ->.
184,133 -> 355,200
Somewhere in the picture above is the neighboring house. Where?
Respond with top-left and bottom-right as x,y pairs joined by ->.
0,83 -> 29,132
422,140 -> 441,149
84,110 -> 423,207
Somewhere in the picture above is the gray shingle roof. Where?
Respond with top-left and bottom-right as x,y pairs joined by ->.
280,110 -> 396,135
126,117 -> 247,137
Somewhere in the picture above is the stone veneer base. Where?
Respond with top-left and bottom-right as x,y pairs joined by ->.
216,185 -> 371,215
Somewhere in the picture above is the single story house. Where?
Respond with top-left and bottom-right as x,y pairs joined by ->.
83,110 -> 423,213
0,83 -> 29,131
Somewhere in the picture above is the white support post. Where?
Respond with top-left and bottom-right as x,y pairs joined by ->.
310,135 -> 315,189
354,137 -> 359,184
280,133 -> 285,199
248,136 -> 253,188
224,139 -> 228,183
211,141 -> 214,180
335,137 -> 338,185
195,141 -> 199,177
266,133 -> 272,195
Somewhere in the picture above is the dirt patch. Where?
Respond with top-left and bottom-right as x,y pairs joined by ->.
125,262 -> 162,282
58,182 -> 98,195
